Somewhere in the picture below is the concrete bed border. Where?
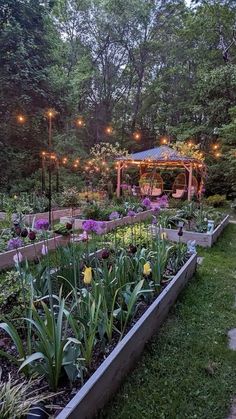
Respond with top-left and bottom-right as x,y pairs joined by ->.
56,253 -> 197,419
162,214 -> 230,247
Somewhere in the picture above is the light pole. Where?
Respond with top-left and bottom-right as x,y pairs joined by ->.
46,109 -> 56,228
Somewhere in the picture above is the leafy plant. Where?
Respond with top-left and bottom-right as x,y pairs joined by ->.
206,194 -> 227,208
0,369 -> 54,419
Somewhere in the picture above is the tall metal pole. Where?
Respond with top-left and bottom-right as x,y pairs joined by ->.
48,115 -> 52,228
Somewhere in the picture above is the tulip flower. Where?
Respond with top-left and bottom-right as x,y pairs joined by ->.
41,244 -> 48,255
83,267 -> 92,284
13,252 -> 23,265
160,232 -> 167,240
143,262 -> 152,276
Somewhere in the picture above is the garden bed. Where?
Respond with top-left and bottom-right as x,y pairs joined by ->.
60,209 -> 155,232
161,214 -> 229,247
0,208 -> 81,225
56,253 -> 197,419
0,235 -> 70,270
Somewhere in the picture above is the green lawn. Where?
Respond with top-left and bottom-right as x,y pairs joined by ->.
100,224 -> 236,419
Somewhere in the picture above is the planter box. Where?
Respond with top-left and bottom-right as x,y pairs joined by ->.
56,253 -> 197,419
0,235 -> 70,270
0,208 -> 81,226
161,215 -> 230,247
60,209 -> 155,233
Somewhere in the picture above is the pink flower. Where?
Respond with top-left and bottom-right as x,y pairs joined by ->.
13,252 -> 23,265
41,244 -> 48,255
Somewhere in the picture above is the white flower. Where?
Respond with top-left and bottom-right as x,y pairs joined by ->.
13,252 -> 23,265
41,244 -> 48,255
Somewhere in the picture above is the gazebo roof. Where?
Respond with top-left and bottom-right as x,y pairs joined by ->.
121,146 -> 199,164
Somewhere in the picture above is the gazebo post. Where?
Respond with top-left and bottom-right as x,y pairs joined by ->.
187,163 -> 193,201
116,161 -> 121,198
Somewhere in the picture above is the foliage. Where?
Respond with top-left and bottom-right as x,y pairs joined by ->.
172,141 -> 204,162
0,370 -> 54,419
206,194 -> 227,207
61,187 -> 80,209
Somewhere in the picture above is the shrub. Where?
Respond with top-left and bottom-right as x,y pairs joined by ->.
206,194 -> 227,207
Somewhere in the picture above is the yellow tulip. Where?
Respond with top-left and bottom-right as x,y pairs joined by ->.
143,262 -> 152,276
160,232 -> 167,240
83,267 -> 92,284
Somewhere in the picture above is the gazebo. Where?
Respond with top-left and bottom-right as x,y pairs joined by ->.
116,145 -> 205,201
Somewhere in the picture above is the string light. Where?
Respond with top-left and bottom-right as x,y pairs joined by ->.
17,114 -> 26,124
188,141 -> 193,147
213,144 -> 219,150
46,109 -> 56,119
161,137 -> 168,145
215,152 -> 221,158
105,126 -> 112,134
133,132 -> 141,140
76,118 -> 84,127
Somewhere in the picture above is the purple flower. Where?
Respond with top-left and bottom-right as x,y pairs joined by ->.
121,183 -> 129,190
152,216 -> 157,225
142,197 -> 151,209
13,252 -> 23,265
7,237 -> 23,251
93,221 -> 107,235
82,219 -> 97,232
35,219 -> 49,230
127,210 -> 136,217
157,195 -> 168,208
109,211 -> 120,221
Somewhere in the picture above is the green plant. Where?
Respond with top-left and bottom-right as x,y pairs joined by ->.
0,369 -> 54,419
0,295 -> 82,390
206,194 -> 227,208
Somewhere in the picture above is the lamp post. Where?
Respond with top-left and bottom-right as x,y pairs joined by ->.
46,109 -> 56,228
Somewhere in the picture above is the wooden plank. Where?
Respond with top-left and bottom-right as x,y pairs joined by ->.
0,235 -> 70,270
162,215 -> 229,247
0,208 -> 81,225
63,209 -> 155,232
56,254 -> 197,419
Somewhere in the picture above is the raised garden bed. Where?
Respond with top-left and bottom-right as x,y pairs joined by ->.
162,214 -> 229,247
60,209 -> 155,232
56,253 -> 197,419
0,235 -> 70,270
0,208 -> 81,225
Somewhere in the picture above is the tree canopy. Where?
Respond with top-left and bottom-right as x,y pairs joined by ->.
0,0 -> 236,195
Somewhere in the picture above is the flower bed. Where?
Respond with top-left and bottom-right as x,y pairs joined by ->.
56,253 -> 197,419
161,215 -> 229,247
0,218 -> 196,417
61,209 -> 155,232
0,234 -> 70,270
0,208 -> 81,225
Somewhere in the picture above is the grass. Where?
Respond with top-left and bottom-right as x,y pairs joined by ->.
99,224 -> 236,419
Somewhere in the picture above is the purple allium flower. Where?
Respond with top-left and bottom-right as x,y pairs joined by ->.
35,219 -> 49,230
109,211 -> 120,221
82,219 -> 97,232
127,210 -> 136,217
142,197 -> 151,209
7,237 -> 23,251
93,221 -> 107,235
121,183 -> 129,190
158,195 -> 168,208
